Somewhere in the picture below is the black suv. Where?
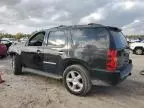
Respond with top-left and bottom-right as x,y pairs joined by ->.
12,24 -> 132,96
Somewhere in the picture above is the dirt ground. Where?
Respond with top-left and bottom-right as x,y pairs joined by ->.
0,54 -> 144,108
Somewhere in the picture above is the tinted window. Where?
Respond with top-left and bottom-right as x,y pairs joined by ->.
110,31 -> 128,49
71,28 -> 109,49
48,30 -> 66,47
28,32 -> 45,46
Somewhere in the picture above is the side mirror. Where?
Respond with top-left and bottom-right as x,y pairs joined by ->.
125,46 -> 130,49
25,40 -> 29,46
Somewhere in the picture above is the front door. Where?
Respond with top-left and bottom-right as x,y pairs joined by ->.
43,30 -> 68,74
21,31 -> 45,71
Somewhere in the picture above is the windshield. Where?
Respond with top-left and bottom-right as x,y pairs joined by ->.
110,30 -> 128,49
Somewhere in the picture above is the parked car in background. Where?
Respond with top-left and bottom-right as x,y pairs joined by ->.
0,43 -> 7,57
20,37 -> 28,43
11,24 -> 132,96
0,39 -> 12,49
130,42 -> 144,55
127,38 -> 144,43
1,38 -> 18,44
1,38 -> 14,42
140,40 -> 144,43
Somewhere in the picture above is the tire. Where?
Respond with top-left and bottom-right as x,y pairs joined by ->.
12,55 -> 22,75
135,48 -> 143,55
1,55 -> 6,58
140,70 -> 144,75
63,65 -> 92,96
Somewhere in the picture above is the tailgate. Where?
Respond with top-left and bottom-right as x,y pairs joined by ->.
109,28 -> 130,70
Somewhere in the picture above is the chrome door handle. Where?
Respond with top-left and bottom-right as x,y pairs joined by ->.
58,50 -> 64,55
37,50 -> 41,54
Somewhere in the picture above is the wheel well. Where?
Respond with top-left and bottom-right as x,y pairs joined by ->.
134,47 -> 144,51
9,52 -> 20,57
62,60 -> 89,74
10,52 -> 17,56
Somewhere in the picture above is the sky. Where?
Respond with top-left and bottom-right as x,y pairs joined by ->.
0,0 -> 144,35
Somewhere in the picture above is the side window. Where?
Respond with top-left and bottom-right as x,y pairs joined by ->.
71,28 -> 109,49
28,32 -> 45,46
48,30 -> 66,47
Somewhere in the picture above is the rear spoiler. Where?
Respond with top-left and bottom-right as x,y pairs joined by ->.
106,26 -> 122,31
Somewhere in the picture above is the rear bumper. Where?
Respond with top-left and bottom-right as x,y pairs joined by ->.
90,60 -> 133,85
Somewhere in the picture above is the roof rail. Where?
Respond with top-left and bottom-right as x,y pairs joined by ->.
51,25 -> 66,29
88,23 -> 97,25
58,25 -> 66,27
88,23 -> 103,26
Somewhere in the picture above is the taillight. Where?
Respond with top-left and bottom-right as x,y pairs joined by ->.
106,49 -> 118,72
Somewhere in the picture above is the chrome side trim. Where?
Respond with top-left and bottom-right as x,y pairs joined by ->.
43,61 -> 56,65
22,67 -> 62,79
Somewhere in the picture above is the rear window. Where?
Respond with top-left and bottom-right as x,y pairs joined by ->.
70,27 -> 109,49
110,31 -> 128,49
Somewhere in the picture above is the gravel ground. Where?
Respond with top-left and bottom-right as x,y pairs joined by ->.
0,54 -> 144,108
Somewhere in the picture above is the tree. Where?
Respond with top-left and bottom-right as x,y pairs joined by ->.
15,33 -> 23,39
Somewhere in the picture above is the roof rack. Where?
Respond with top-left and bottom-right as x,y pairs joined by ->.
58,25 -> 66,27
88,23 -> 102,25
51,25 -> 67,29
49,23 -> 105,30
88,23 -> 96,25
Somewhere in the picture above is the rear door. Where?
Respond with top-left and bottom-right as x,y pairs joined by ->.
110,29 -> 130,70
43,30 -> 68,74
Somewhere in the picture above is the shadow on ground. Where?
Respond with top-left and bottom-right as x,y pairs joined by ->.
22,72 -> 63,84
90,79 -> 144,97
13,69 -> 144,97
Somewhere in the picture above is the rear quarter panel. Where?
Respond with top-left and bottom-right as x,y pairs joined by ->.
68,27 -> 110,70
69,47 -> 108,69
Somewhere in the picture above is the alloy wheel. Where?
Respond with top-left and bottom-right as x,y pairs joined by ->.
66,71 -> 83,92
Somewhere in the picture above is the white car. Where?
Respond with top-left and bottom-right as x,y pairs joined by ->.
1,38 -> 19,44
130,42 -> 144,55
